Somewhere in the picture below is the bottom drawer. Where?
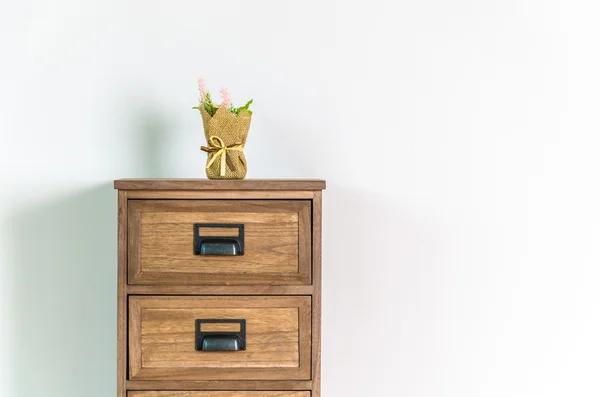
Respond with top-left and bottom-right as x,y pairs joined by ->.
129,393 -> 310,397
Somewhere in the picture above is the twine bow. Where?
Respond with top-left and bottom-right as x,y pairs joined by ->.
201,136 -> 244,177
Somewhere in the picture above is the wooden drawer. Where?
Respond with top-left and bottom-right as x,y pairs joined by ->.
128,200 -> 311,285
129,393 -> 310,397
129,296 -> 312,381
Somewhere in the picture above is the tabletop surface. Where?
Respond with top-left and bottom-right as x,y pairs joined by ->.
114,178 -> 326,191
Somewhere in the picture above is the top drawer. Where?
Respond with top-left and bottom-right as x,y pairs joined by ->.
128,200 -> 311,285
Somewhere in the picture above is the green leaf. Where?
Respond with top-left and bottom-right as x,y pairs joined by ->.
231,99 -> 253,115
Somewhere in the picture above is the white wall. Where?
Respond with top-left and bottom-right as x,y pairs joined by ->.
1,0 -> 600,396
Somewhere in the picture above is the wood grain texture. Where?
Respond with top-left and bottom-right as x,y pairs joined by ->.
117,191 -> 127,397
311,191 -> 323,397
128,200 -> 311,285
126,380 -> 312,391
126,285 -> 314,296
125,190 -> 315,200
114,179 -> 326,191
129,392 -> 309,397
129,296 -> 312,381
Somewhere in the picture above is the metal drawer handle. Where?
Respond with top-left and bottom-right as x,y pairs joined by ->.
193,224 -> 244,256
195,319 -> 246,351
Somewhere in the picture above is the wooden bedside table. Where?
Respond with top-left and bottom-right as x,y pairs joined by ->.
114,179 -> 325,397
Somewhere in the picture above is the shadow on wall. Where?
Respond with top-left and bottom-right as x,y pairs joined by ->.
131,105 -> 176,177
4,100 -> 179,397
7,185 -> 116,397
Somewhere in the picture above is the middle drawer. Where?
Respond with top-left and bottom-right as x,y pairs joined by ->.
129,296 -> 312,381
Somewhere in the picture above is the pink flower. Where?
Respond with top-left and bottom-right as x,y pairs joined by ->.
220,88 -> 231,108
197,78 -> 206,101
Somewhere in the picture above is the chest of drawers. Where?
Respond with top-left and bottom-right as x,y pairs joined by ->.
114,179 -> 325,397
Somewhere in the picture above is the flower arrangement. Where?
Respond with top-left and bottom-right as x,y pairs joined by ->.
193,78 -> 254,180
192,78 -> 253,117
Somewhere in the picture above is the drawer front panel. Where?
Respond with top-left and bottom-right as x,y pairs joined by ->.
129,296 -> 312,381
129,393 -> 310,397
128,200 -> 311,285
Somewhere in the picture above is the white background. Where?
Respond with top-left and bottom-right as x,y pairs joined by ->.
1,0 -> 600,396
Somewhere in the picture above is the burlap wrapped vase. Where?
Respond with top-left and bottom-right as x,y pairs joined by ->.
199,106 -> 252,180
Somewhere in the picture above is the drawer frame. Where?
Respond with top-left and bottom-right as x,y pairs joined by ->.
128,295 -> 312,381
116,180 -> 324,397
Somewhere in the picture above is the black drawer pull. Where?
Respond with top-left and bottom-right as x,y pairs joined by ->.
194,224 -> 244,256
195,319 -> 246,351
